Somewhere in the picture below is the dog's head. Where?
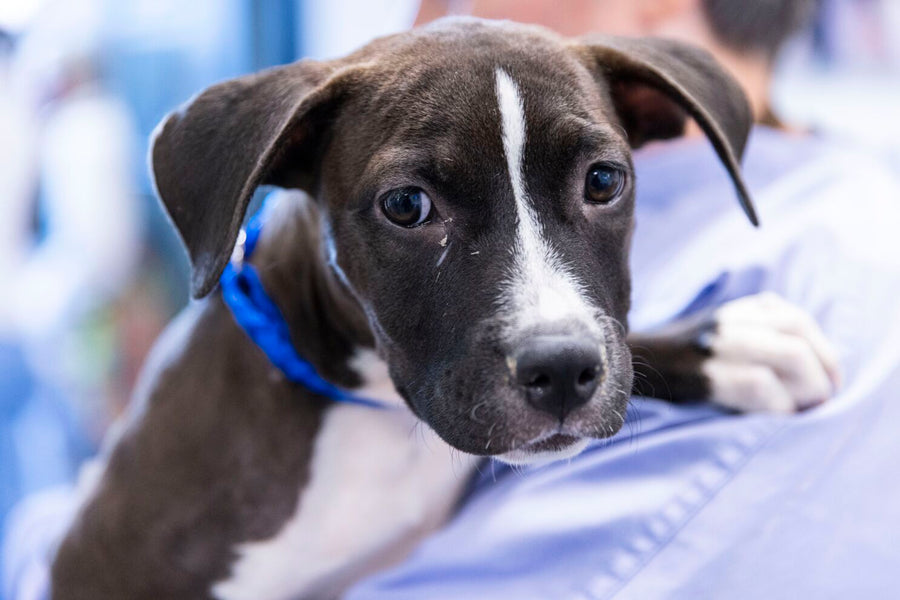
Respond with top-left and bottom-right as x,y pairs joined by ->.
151,18 -> 755,464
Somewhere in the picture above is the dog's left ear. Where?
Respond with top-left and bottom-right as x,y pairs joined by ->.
150,60 -> 366,298
572,35 -> 758,226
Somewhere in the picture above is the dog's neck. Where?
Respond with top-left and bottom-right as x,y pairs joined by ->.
248,192 -> 376,389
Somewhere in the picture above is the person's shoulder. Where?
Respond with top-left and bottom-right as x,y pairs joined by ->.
748,126 -> 900,210
748,126 -> 898,184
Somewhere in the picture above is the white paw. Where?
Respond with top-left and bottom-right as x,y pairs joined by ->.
701,292 -> 841,413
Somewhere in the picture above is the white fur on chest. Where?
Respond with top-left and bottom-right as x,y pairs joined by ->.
212,354 -> 477,600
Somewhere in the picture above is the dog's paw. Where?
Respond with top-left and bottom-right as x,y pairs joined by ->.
701,292 -> 841,413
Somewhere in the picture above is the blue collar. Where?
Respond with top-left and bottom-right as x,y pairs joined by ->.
219,196 -> 386,409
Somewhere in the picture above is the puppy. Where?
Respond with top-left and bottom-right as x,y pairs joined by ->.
52,17 -> 780,599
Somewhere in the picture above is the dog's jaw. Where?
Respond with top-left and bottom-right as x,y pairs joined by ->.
496,435 -> 591,467
346,348 -> 601,468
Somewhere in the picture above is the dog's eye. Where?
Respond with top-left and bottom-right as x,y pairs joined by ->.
585,164 -> 626,204
381,187 -> 433,228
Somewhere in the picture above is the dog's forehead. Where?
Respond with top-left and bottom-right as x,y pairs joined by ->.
353,19 -> 607,127
367,18 -> 571,69
340,20 -> 625,189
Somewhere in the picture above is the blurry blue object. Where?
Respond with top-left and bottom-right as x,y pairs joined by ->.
0,343 -> 89,519
102,0 -> 302,198
96,0 -> 304,304
0,344 -> 34,523
345,128 -> 900,599
0,342 -> 91,589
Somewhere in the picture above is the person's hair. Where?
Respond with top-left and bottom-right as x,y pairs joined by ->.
701,0 -> 816,62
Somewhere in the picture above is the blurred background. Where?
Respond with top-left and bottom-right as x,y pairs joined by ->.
0,0 -> 898,582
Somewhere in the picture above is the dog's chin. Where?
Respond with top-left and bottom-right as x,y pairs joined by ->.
494,434 -> 591,467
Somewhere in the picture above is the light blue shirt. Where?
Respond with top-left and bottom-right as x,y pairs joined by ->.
346,128 -> 900,599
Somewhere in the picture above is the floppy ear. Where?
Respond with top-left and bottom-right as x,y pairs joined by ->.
150,59 -> 356,298
573,35 -> 758,226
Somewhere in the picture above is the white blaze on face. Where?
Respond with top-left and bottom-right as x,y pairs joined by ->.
494,68 -> 598,334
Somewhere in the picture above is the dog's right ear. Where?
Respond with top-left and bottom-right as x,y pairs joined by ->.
150,60 -> 359,298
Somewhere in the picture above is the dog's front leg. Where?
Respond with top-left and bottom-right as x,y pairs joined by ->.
628,292 -> 841,413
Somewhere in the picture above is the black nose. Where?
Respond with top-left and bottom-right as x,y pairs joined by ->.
514,336 -> 603,421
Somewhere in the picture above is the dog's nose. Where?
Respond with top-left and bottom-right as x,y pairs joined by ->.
514,336 -> 603,421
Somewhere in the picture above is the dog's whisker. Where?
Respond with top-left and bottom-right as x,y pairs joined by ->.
469,401 -> 489,425
630,358 -> 672,400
